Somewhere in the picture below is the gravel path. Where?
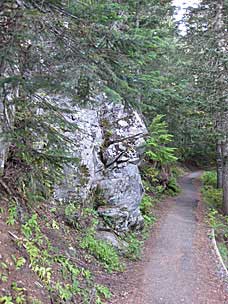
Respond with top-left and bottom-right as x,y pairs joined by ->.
112,171 -> 228,304
139,172 -> 200,304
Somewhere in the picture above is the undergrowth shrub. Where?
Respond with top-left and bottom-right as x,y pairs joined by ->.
166,177 -> 181,196
140,194 -> 157,226
207,209 -> 228,265
141,164 -> 181,198
201,171 -> 217,188
170,166 -> 185,178
140,194 -> 155,216
80,231 -> 122,272
207,209 -> 227,232
201,171 -> 228,268
201,187 -> 222,209
124,233 -> 143,260
201,171 -> 222,209
218,243 -> 228,267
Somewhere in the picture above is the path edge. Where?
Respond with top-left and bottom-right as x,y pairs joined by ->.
211,228 -> 228,277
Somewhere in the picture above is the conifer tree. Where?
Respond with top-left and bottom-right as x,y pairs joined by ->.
0,0 -> 178,203
183,0 -> 228,213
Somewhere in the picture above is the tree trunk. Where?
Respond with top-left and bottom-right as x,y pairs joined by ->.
222,142 -> 228,215
0,1 -> 20,175
216,140 -> 223,188
214,0 -> 228,214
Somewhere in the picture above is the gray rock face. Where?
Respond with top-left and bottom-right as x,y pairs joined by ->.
54,94 -> 147,232
95,231 -> 128,253
97,165 -> 144,232
0,84 -> 16,175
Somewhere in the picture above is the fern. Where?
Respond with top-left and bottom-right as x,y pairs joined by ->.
145,115 -> 177,165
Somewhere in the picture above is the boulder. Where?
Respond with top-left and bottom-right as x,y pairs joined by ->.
95,231 -> 128,253
54,94 -> 147,232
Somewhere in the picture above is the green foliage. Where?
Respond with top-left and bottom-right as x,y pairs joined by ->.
0,284 -> 26,304
0,262 -> 8,283
80,231 -> 122,272
201,171 -> 228,267
53,254 -> 93,301
124,233 -> 143,260
11,282 -> 26,304
174,0 -> 227,164
0,2 -> 80,205
20,215 -> 91,301
140,194 -> 155,216
22,213 -> 45,246
207,209 -> 228,255
6,201 -> 17,226
201,171 -> 217,188
171,166 -> 185,179
141,164 -> 180,198
166,177 -> 181,196
140,194 -> 157,225
64,203 -> 78,227
15,295 -> 26,304
141,167 -> 164,196
55,255 -> 81,279
208,209 -> 228,236
202,186 -> 222,210
55,282 -> 73,301
0,296 -> 14,304
96,284 -> 112,304
12,256 -> 26,270
201,171 -> 222,209
0,0 -> 178,210
33,265 -> 52,284
145,115 -> 177,165
207,209 -> 222,230
141,167 -> 160,194
218,243 -> 228,267
9,99 -> 77,204
24,240 -> 40,265
0,262 -> 8,270
0,275 -> 8,283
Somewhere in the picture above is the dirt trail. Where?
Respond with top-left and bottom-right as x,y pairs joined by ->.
112,171 -> 228,304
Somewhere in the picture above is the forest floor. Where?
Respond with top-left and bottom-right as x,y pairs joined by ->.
109,171 -> 228,304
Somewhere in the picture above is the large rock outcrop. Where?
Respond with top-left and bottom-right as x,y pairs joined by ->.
54,94 -> 147,233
